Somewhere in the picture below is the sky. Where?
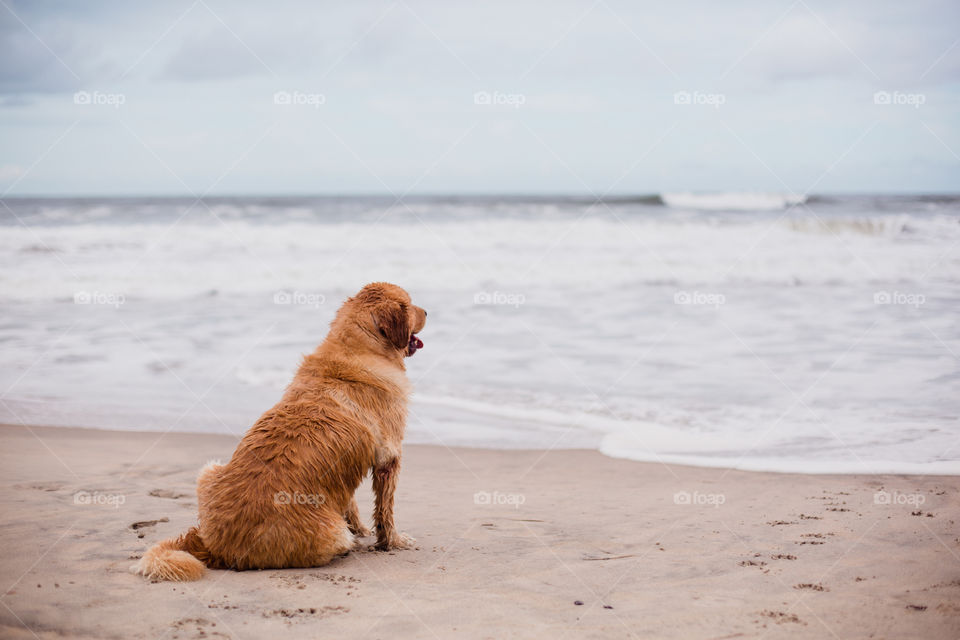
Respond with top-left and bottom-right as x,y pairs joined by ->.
0,0 -> 958,196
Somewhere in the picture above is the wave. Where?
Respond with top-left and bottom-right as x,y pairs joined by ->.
661,192 -> 807,211
7,193 -> 960,228
595,194 -> 664,206
786,215 -> 914,236
1,209 -> 956,302
599,435 -> 960,475
414,393 -> 747,451
414,394 -> 960,475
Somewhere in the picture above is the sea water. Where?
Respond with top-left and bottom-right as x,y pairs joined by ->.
1,193 -> 957,474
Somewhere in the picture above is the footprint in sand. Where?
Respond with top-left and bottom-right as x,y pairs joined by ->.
310,573 -> 361,596
268,572 -> 361,595
309,572 -> 361,585
262,606 -> 349,623
795,532 -> 835,545
14,481 -> 66,492
149,489 -> 191,499
739,559 -> 769,573
171,616 -> 229,639
756,610 -> 806,626
269,573 -> 306,589
129,518 -> 169,539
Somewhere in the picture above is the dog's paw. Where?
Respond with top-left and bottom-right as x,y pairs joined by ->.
375,532 -> 416,551
391,532 -> 417,550
349,524 -> 371,537
395,532 -> 416,549
351,536 -> 369,551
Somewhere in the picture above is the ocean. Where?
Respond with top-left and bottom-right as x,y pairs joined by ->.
1,193 -> 958,474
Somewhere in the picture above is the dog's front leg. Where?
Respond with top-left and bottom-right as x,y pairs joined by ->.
373,457 -> 415,550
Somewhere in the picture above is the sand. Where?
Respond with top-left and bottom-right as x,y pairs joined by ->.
0,423 -> 958,639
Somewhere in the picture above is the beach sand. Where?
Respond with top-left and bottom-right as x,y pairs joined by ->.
1,424 -> 958,639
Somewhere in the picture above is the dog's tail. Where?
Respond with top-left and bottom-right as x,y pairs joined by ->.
131,526 -> 211,581
131,460 -> 225,581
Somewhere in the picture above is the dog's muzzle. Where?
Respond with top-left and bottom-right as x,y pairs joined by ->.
406,334 -> 423,357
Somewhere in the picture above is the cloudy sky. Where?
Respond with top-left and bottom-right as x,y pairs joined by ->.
1,0 -> 957,195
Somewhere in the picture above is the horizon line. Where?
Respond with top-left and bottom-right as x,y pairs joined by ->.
3,189 -> 960,200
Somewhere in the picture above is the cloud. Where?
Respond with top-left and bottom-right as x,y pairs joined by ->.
0,21 -> 80,93
0,163 -> 24,180
159,30 -> 272,82
0,5 -> 123,95
0,0 -> 958,193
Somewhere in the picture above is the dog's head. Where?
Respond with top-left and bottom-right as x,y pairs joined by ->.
333,282 -> 427,359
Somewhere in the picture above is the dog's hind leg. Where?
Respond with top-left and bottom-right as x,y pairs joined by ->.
344,496 -> 370,537
306,512 -> 356,565
197,459 -> 224,491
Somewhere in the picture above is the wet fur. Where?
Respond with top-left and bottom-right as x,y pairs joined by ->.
132,283 -> 426,581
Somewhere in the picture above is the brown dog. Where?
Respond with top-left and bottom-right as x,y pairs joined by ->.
133,282 -> 426,581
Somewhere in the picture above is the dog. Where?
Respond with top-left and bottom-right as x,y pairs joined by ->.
133,282 -> 426,581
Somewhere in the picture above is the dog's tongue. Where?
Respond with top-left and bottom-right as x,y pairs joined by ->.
407,333 -> 424,356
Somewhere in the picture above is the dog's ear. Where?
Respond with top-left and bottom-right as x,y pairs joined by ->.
372,300 -> 410,350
